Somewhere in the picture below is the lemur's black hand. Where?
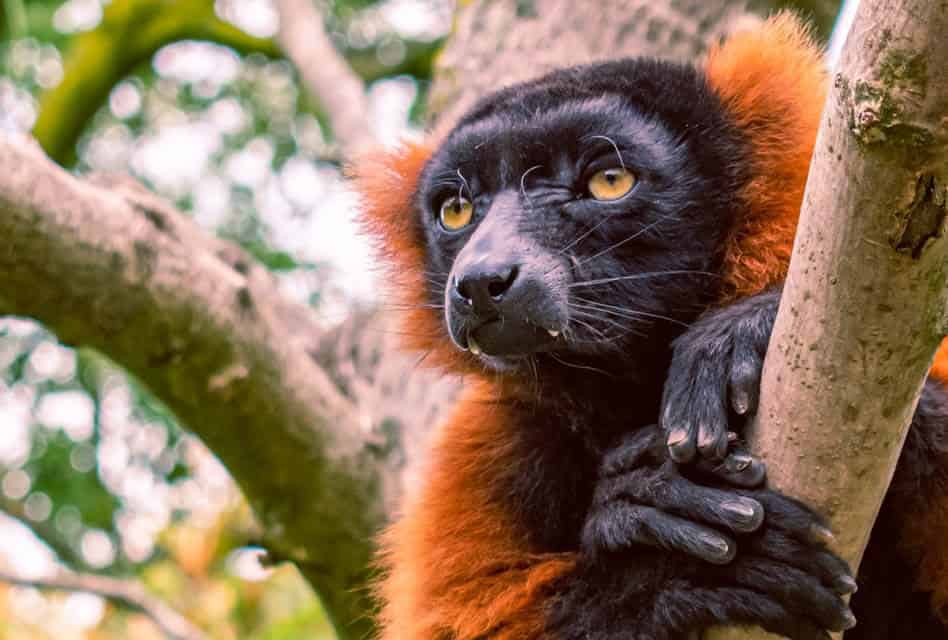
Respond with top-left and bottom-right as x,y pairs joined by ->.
582,425 -> 767,565
661,288 -> 781,463
670,488 -> 859,637
577,424 -> 856,639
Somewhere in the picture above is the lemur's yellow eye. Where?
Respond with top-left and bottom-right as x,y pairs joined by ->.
588,167 -> 636,201
439,195 -> 474,231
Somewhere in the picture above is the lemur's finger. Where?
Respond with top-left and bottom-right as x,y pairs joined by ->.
746,529 -> 856,596
593,466 -> 764,534
663,371 -> 730,463
582,503 -> 737,565
729,334 -> 763,416
718,557 -> 857,633
749,490 -> 838,548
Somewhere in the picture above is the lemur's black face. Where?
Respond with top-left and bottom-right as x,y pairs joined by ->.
416,59 -> 747,372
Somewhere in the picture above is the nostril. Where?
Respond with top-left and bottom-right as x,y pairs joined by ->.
487,266 -> 518,299
486,280 -> 506,298
454,276 -> 473,303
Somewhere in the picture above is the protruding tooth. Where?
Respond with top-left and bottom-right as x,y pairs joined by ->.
548,329 -> 560,338
468,336 -> 482,356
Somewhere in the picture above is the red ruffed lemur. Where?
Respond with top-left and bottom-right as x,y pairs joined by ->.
354,13 -> 948,640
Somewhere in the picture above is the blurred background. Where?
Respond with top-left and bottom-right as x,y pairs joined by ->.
0,0 -> 852,638
0,1 -> 448,637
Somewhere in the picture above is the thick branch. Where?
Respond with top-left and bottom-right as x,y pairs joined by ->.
710,0 -> 948,638
274,0 -> 374,153
428,0 -> 761,131
0,568 -> 205,640
0,135 -> 390,640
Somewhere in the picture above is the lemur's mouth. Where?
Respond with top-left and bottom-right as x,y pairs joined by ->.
452,315 -> 560,358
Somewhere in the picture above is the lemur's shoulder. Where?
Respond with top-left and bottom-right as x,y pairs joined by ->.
375,380 -> 575,639
704,12 -> 827,300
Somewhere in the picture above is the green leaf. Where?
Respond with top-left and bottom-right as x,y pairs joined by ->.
241,241 -> 300,271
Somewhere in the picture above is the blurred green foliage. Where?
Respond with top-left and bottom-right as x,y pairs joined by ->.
0,0 -> 445,636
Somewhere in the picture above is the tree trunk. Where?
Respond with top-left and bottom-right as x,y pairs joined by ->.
708,0 -> 948,638
429,0 -> 762,131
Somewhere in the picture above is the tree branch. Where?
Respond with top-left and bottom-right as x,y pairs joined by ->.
428,0 -> 761,131
0,134 -> 398,639
274,0 -> 375,153
0,495 -> 80,568
708,0 -> 948,638
32,0 -> 280,165
0,568 -> 205,640
33,0 -> 438,165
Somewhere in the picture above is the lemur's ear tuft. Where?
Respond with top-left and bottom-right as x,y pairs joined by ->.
349,141 -> 432,275
349,142 -> 466,366
705,12 -> 827,300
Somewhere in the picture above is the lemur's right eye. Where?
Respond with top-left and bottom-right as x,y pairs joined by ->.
439,196 -> 474,231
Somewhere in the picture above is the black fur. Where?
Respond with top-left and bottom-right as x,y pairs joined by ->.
664,287 -> 948,638
412,56 -> 858,638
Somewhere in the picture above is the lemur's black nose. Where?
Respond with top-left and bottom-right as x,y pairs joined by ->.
453,262 -> 519,315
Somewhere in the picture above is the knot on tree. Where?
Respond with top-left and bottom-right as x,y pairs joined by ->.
894,174 -> 948,259
843,48 -> 935,149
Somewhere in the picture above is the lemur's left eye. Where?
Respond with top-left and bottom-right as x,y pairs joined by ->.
439,195 -> 474,231
588,167 -> 636,201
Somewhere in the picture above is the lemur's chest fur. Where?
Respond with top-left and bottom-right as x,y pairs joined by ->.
491,367 -> 667,552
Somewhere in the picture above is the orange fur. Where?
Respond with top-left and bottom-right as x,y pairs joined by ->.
351,142 -> 482,373
930,342 -> 948,384
375,379 -> 575,639
704,13 -> 827,301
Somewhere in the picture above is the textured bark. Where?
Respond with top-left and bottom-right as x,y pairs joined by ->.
709,1 -> 948,639
0,136 -> 392,639
429,0 -> 762,132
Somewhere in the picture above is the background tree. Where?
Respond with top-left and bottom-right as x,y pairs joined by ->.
3,1 -> 903,638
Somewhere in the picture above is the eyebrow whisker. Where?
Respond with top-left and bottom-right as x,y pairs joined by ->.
456,169 -> 473,200
585,134 -> 626,171
520,164 -> 543,202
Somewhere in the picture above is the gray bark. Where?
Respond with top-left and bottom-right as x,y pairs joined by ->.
429,0 -> 761,131
708,0 -> 948,638
0,136 -> 409,639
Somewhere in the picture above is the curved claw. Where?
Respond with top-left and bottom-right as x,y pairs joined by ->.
695,448 -> 767,488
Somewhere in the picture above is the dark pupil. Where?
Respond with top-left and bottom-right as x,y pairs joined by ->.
452,202 -> 462,213
605,171 -> 618,184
